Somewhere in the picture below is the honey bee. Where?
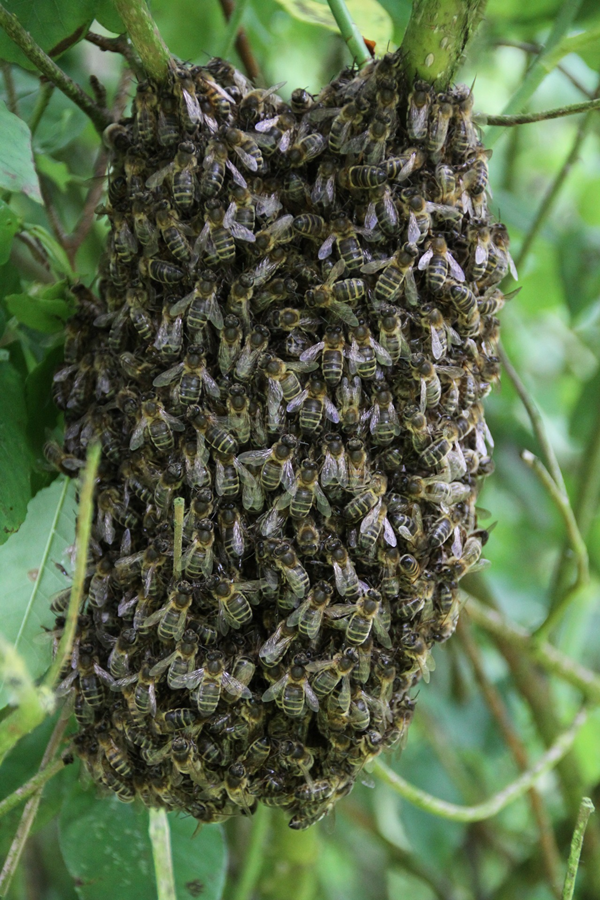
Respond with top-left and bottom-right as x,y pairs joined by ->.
239,82 -> 286,126
309,647 -> 359,714
361,243 -> 418,309
146,141 -> 198,211
327,96 -> 370,153
287,132 -> 328,167
195,199 -> 253,265
304,260 -> 362,327
310,158 -> 337,211
43,440 -> 84,476
426,93 -> 453,157
143,582 -> 194,643
215,502 -> 244,560
255,110 -> 297,155
288,373 -> 341,434
460,143 -> 492,215
149,630 -> 200,688
402,631 -> 436,683
327,588 -> 391,648
208,576 -> 261,632
286,582 -> 333,640
300,325 -> 345,386
335,375 -> 362,434
365,385 -> 401,446
318,217 -> 364,272
223,127 -> 264,172
134,81 -> 158,144
290,87 -> 314,115
153,344 -> 221,403
216,315 -> 243,375
215,450 -> 262,511
155,199 -> 193,264
406,80 -> 431,140
384,146 -> 427,183
259,621 -> 298,666
269,541 -> 310,598
279,740 -> 315,785
130,398 -> 185,453
276,458 -> 332,519
238,434 -> 297,492
410,355 -> 464,412
487,223 -> 518,282
450,84 -> 477,156
418,235 -> 465,293
191,651 -> 253,716
139,256 -> 186,286
262,656 -> 320,717
324,538 -> 362,602
252,245 -> 287,286
187,406 -> 239,456
170,272 -> 225,334
347,318 -> 392,380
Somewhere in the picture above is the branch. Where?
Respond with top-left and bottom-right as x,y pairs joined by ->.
485,0 -> 585,147
111,0 -> 171,84
476,96 -> 600,126
45,443 -> 101,689
0,754 -> 67,820
400,0 -> 487,89
0,4 -> 110,132
217,0 -> 262,83
29,80 -> 54,136
85,30 -> 145,80
149,809 -> 177,900
173,497 -> 184,580
326,0 -> 371,69
231,805 -> 271,900
373,709 -> 586,823
1,61 -> 18,114
218,0 -> 251,61
562,798 -> 595,900
494,40 -> 594,100
464,595 -> 600,704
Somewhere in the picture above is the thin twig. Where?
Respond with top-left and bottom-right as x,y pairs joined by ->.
495,40 -> 594,99
14,232 -> 51,272
173,497 -> 185,581
1,60 -> 18,114
457,620 -> 562,896
217,0 -> 261,83
0,707 -> 71,896
476,96 -> 600,126
0,755 -> 67,821
485,0 -> 585,147
44,443 -> 101,690
562,798 -> 595,900
231,805 -> 271,900
219,0 -> 251,61
463,595 -> 600,704
149,808 -> 177,900
373,709 -> 586,823
38,176 -> 69,256
326,0 -> 371,69
28,80 -> 54,136
515,98 -> 597,270
85,30 -> 145,80
0,4 -> 110,131
521,451 -> 589,591
112,0 -> 171,84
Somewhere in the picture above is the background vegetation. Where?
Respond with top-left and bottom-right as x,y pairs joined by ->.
1,0 -> 600,898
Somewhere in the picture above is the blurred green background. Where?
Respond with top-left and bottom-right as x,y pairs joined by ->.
1,0 -> 600,898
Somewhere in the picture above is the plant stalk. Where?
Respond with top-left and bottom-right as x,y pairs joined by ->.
149,808 -> 177,900
326,0 -> 371,69
562,798 -> 595,900
112,0 -> 172,84
477,96 -> 600,126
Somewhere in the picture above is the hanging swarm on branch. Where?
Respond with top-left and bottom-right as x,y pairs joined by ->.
49,50 -> 516,828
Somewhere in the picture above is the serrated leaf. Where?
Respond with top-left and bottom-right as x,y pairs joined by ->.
0,0 -> 97,69
0,100 -> 41,202
0,362 -> 33,547
6,292 -> 72,332
0,476 -> 77,708
59,784 -> 227,900
271,0 -> 393,53
0,199 -> 20,264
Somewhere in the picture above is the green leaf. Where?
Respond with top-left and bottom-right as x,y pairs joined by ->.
0,361 -> 33,547
545,24 -> 600,72
59,784 -> 227,900
6,291 -> 72,333
557,226 -> 600,319
0,476 -> 77,708
0,100 -> 41,202
0,0 -> 97,69
22,224 -> 74,275
0,199 -> 20,264
271,0 -> 394,53
25,344 -> 63,461
93,0 -> 124,34
35,154 -> 74,192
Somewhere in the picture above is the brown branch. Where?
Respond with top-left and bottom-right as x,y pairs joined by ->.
85,30 -> 145,80
217,0 -> 262,83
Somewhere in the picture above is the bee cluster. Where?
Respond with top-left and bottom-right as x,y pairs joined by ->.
49,50 -> 515,828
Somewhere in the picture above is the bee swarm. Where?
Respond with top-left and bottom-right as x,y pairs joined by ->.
51,52 -> 513,828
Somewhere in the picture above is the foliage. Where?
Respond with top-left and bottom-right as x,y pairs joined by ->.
0,0 -> 599,899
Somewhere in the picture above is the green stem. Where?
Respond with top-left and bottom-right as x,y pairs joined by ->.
1,61 -> 18,114
29,81 -> 55,137
515,103 -> 596,271
477,96 -> 600,126
521,451 -> 588,590
0,4 -> 109,132
149,809 -> 177,900
0,755 -> 66,820
400,0 -> 487,89
373,709 -> 586,823
173,497 -> 184,581
231,805 -> 271,900
45,443 -> 101,690
326,0 -> 371,69
464,595 -> 600,704
562,798 -> 595,900
485,0 -> 584,147
112,0 -> 171,84
499,343 -> 566,493
259,811 -> 318,900
219,0 -> 251,60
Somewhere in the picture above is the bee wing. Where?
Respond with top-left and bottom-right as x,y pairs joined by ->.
299,342 -> 324,363
430,327 -> 444,361
342,131 -> 367,155
321,453 -> 338,487
230,221 -> 257,243
447,251 -> 465,282
255,193 -> 282,218
407,212 -> 421,245
129,417 -> 147,451
169,292 -> 194,316
417,248 -> 433,271
153,362 -> 183,387
285,389 -> 306,413
330,302 -> 359,327
162,409 -> 186,431
314,484 -> 332,517
324,602 -> 353,619
143,604 -> 168,627
437,366 -> 465,379
304,681 -> 320,712
324,398 -> 340,424
372,618 -> 392,649
383,517 -> 397,547
281,459 -> 296,492
109,673 -> 139,690
361,258 -> 391,274
182,88 -> 201,124
201,370 -> 222,399
364,202 -> 378,232
369,404 -> 380,433
278,129 -> 293,153
238,448 -> 271,464
372,340 -> 392,366
396,152 -> 417,182
222,161 -> 246,192
172,667 -> 205,690
233,145 -> 258,172
262,673 -> 288,702
255,116 -> 280,132
56,668 -> 78,695
507,252 -> 518,281
146,163 -> 173,189
475,244 -> 487,265
360,499 -> 381,534
318,234 -> 335,260
274,491 -> 292,510
223,672 -> 253,699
